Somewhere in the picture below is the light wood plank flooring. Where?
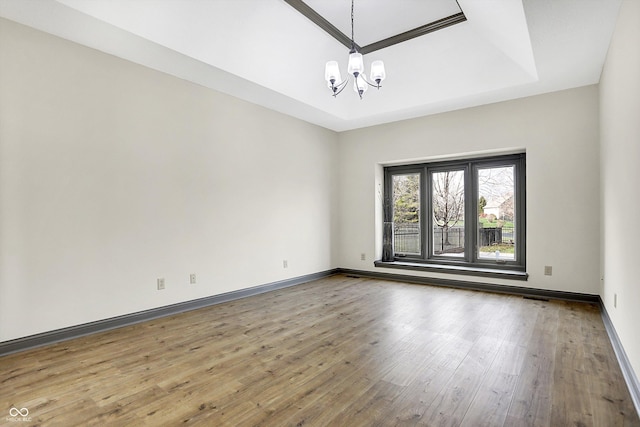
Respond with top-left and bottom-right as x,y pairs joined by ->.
1,275 -> 638,426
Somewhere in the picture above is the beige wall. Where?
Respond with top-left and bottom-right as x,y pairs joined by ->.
0,19 -> 338,341
600,0 -> 640,385
337,85 -> 601,295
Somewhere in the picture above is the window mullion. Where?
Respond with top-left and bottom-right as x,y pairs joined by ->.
516,156 -> 526,266
424,166 -> 432,261
468,163 -> 478,263
464,163 -> 474,263
421,167 -> 428,260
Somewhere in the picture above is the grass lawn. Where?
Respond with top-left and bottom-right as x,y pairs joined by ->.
479,217 -> 514,228
448,218 -> 514,228
479,243 -> 515,253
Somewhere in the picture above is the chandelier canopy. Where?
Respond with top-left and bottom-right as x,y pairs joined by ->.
324,0 -> 386,99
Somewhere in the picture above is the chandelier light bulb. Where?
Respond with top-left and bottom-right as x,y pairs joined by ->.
353,73 -> 369,98
370,60 -> 386,86
347,51 -> 364,76
325,61 -> 342,86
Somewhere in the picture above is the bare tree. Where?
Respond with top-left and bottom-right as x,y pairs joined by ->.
432,171 -> 464,249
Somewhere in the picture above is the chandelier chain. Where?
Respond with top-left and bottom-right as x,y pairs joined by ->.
351,0 -> 355,48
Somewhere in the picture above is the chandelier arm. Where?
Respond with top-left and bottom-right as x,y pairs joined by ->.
332,77 -> 350,97
361,76 -> 382,89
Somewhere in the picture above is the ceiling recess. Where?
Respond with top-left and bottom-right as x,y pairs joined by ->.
283,0 -> 467,54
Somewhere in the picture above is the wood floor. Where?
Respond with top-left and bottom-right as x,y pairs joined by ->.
1,275 -> 638,426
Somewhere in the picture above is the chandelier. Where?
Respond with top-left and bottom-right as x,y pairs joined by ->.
324,0 -> 386,99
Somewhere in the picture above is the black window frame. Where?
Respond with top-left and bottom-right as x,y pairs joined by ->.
379,153 -> 527,279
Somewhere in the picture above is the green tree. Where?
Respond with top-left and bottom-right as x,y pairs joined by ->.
478,196 -> 487,214
392,174 -> 420,223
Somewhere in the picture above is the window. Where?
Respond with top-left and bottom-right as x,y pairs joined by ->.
391,173 -> 421,256
380,154 -> 526,278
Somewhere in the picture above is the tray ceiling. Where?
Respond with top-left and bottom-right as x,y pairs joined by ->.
0,0 -> 623,131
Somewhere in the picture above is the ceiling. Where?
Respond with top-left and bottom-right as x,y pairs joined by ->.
0,0 -> 623,132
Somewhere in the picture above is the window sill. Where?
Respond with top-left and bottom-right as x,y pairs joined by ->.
374,260 -> 529,281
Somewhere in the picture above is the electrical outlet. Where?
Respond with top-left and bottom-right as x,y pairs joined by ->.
283,260 -> 288,269
614,293 -> 617,308
544,266 -> 552,276
360,253 -> 366,261
157,278 -> 165,290
190,274 -> 196,284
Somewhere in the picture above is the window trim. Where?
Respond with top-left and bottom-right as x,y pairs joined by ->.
381,153 -> 526,277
